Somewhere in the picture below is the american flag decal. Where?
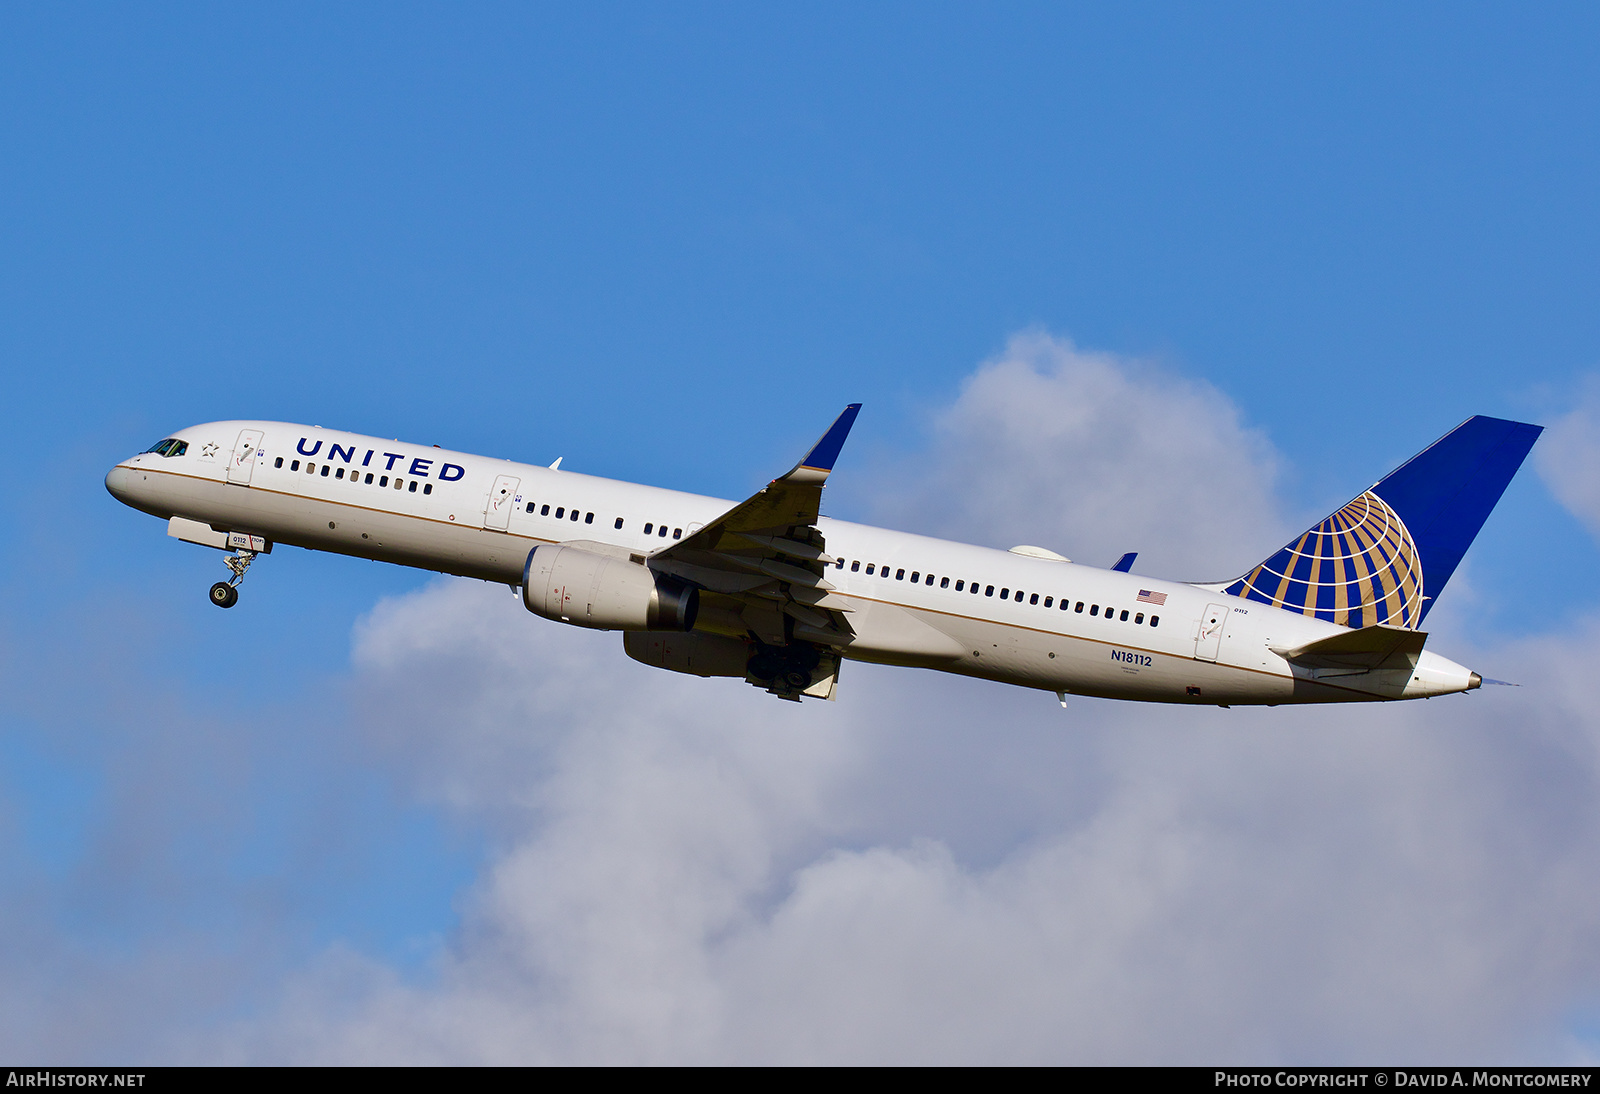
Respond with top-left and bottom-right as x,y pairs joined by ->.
1137,589 -> 1167,606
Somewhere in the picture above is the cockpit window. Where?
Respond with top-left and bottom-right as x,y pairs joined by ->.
144,438 -> 188,457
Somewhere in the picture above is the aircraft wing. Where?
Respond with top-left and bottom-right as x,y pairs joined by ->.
646,404 -> 861,649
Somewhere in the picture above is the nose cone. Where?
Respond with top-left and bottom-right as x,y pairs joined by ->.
105,463 -> 134,504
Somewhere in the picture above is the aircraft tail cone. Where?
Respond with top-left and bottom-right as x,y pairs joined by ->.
1468,672 -> 1483,690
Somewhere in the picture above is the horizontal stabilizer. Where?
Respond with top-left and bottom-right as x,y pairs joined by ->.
1271,624 -> 1427,674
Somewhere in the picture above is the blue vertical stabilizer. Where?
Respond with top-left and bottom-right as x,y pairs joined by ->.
1225,416 -> 1542,627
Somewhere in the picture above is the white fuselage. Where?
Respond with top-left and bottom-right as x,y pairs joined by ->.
106,421 -> 1479,706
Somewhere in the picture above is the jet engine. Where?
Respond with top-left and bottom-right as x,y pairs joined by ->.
522,544 -> 698,631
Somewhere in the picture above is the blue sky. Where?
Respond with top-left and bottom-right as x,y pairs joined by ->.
4,3 -> 1600,1062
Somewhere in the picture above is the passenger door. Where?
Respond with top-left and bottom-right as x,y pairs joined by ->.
227,429 -> 265,485
484,475 -> 520,531
1194,603 -> 1230,662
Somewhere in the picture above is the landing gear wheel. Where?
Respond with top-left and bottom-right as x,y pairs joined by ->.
209,582 -> 238,608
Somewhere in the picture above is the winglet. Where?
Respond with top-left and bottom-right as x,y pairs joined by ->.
784,404 -> 862,484
1111,552 -> 1137,573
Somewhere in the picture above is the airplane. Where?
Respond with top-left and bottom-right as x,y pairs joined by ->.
105,408 -> 1541,706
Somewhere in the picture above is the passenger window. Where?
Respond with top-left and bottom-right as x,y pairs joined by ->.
1150,616 -> 1160,627
365,473 -> 374,484
336,468 -> 345,479
1090,605 -> 1099,616
321,465 -> 330,477
1059,598 -> 1068,610
615,517 -> 624,529
291,460 -> 300,471
1075,601 -> 1084,613
307,463 -> 316,474
1030,593 -> 1039,605
673,528 -> 681,538
586,513 -> 594,524
424,484 -> 433,495
985,585 -> 994,597
380,476 -> 388,487
526,503 -> 535,513
644,523 -> 653,535
865,564 -> 874,575
1044,596 -> 1052,607
1135,612 -> 1144,624
835,558 -> 845,568
659,525 -> 667,537
955,580 -> 964,591
395,478 -> 404,490
556,507 -> 565,519
910,571 -> 920,583
925,574 -> 934,585
275,457 -> 284,469
408,481 -> 418,493
541,505 -> 550,516
895,569 -> 905,580
851,561 -> 861,572
572,510 -> 580,521
1120,610 -> 1129,621
1000,588 -> 1009,599
940,577 -> 949,588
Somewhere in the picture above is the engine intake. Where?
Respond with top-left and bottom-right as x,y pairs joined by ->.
522,545 -> 698,631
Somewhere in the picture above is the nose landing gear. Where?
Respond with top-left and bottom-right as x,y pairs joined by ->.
208,549 -> 256,609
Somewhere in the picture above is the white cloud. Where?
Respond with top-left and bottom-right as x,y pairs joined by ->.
207,577 -> 1600,1065
1538,376 -> 1600,539
207,338 -> 1600,1064
872,331 -> 1289,581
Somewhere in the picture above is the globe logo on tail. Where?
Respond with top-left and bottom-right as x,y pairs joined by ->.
1225,491 -> 1424,630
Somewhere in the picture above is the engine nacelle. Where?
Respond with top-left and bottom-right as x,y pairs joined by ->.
623,631 -> 751,678
522,545 -> 698,631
